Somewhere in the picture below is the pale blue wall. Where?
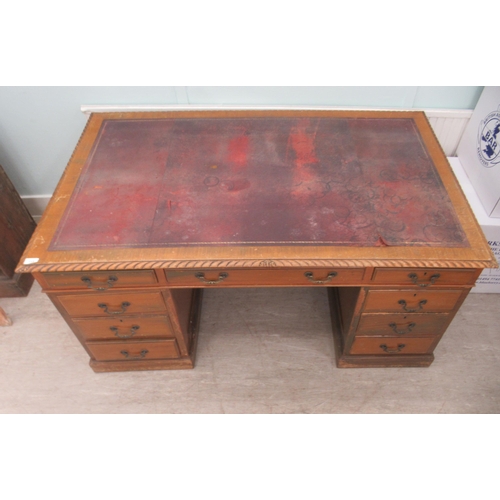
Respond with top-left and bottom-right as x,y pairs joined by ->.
184,86 -> 483,109
0,86 -> 484,196
0,87 -> 178,196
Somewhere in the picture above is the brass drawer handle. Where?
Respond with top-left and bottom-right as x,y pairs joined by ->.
398,299 -> 427,312
380,343 -> 406,353
194,272 -> 228,285
389,322 -> 416,335
110,325 -> 139,339
81,275 -> 118,291
304,271 -> 338,284
98,301 -> 131,315
120,349 -> 148,360
408,273 -> 440,287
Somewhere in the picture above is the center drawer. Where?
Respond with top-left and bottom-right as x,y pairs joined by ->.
165,268 -> 365,286
57,291 -> 167,317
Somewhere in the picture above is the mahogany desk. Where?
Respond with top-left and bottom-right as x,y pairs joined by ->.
17,110 -> 496,372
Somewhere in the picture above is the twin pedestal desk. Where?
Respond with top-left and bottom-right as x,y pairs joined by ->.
17,110 -> 496,372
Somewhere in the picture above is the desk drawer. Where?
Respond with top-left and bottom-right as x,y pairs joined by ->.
42,270 -> 158,290
57,291 -> 167,317
349,336 -> 436,355
356,313 -> 450,336
165,268 -> 365,286
372,268 -> 477,287
363,290 -> 463,313
86,339 -> 180,361
73,315 -> 174,341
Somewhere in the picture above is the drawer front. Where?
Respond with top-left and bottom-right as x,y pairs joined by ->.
356,313 -> 450,336
57,291 -> 167,317
165,268 -> 365,286
363,290 -> 463,313
73,315 -> 174,341
349,336 -> 437,355
372,268 -> 477,286
86,339 -> 180,361
42,270 -> 158,290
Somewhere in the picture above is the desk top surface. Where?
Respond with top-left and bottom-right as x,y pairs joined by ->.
18,110 -> 496,272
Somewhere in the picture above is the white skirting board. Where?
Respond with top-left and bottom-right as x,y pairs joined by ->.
424,109 -> 472,156
21,195 -> 51,223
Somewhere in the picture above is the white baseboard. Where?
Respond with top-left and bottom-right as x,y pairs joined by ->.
425,109 -> 472,156
21,195 -> 51,222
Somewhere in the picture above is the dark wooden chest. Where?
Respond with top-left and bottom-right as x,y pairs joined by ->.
0,164 -> 36,297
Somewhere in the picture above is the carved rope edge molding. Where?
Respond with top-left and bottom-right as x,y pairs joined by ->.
16,259 -> 492,273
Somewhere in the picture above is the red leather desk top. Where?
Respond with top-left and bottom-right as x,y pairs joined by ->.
50,116 -> 468,250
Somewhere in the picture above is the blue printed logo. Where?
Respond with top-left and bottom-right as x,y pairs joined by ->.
477,106 -> 500,168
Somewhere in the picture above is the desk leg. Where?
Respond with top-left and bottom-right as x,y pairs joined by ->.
0,306 -> 13,326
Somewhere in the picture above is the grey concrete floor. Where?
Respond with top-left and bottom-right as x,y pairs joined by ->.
0,282 -> 499,413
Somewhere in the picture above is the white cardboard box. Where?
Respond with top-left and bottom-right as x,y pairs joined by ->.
448,157 -> 500,293
456,86 -> 500,217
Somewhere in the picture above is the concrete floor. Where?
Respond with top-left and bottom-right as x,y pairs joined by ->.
0,282 -> 499,413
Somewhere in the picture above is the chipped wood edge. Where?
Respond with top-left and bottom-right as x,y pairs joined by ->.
0,307 -> 13,326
